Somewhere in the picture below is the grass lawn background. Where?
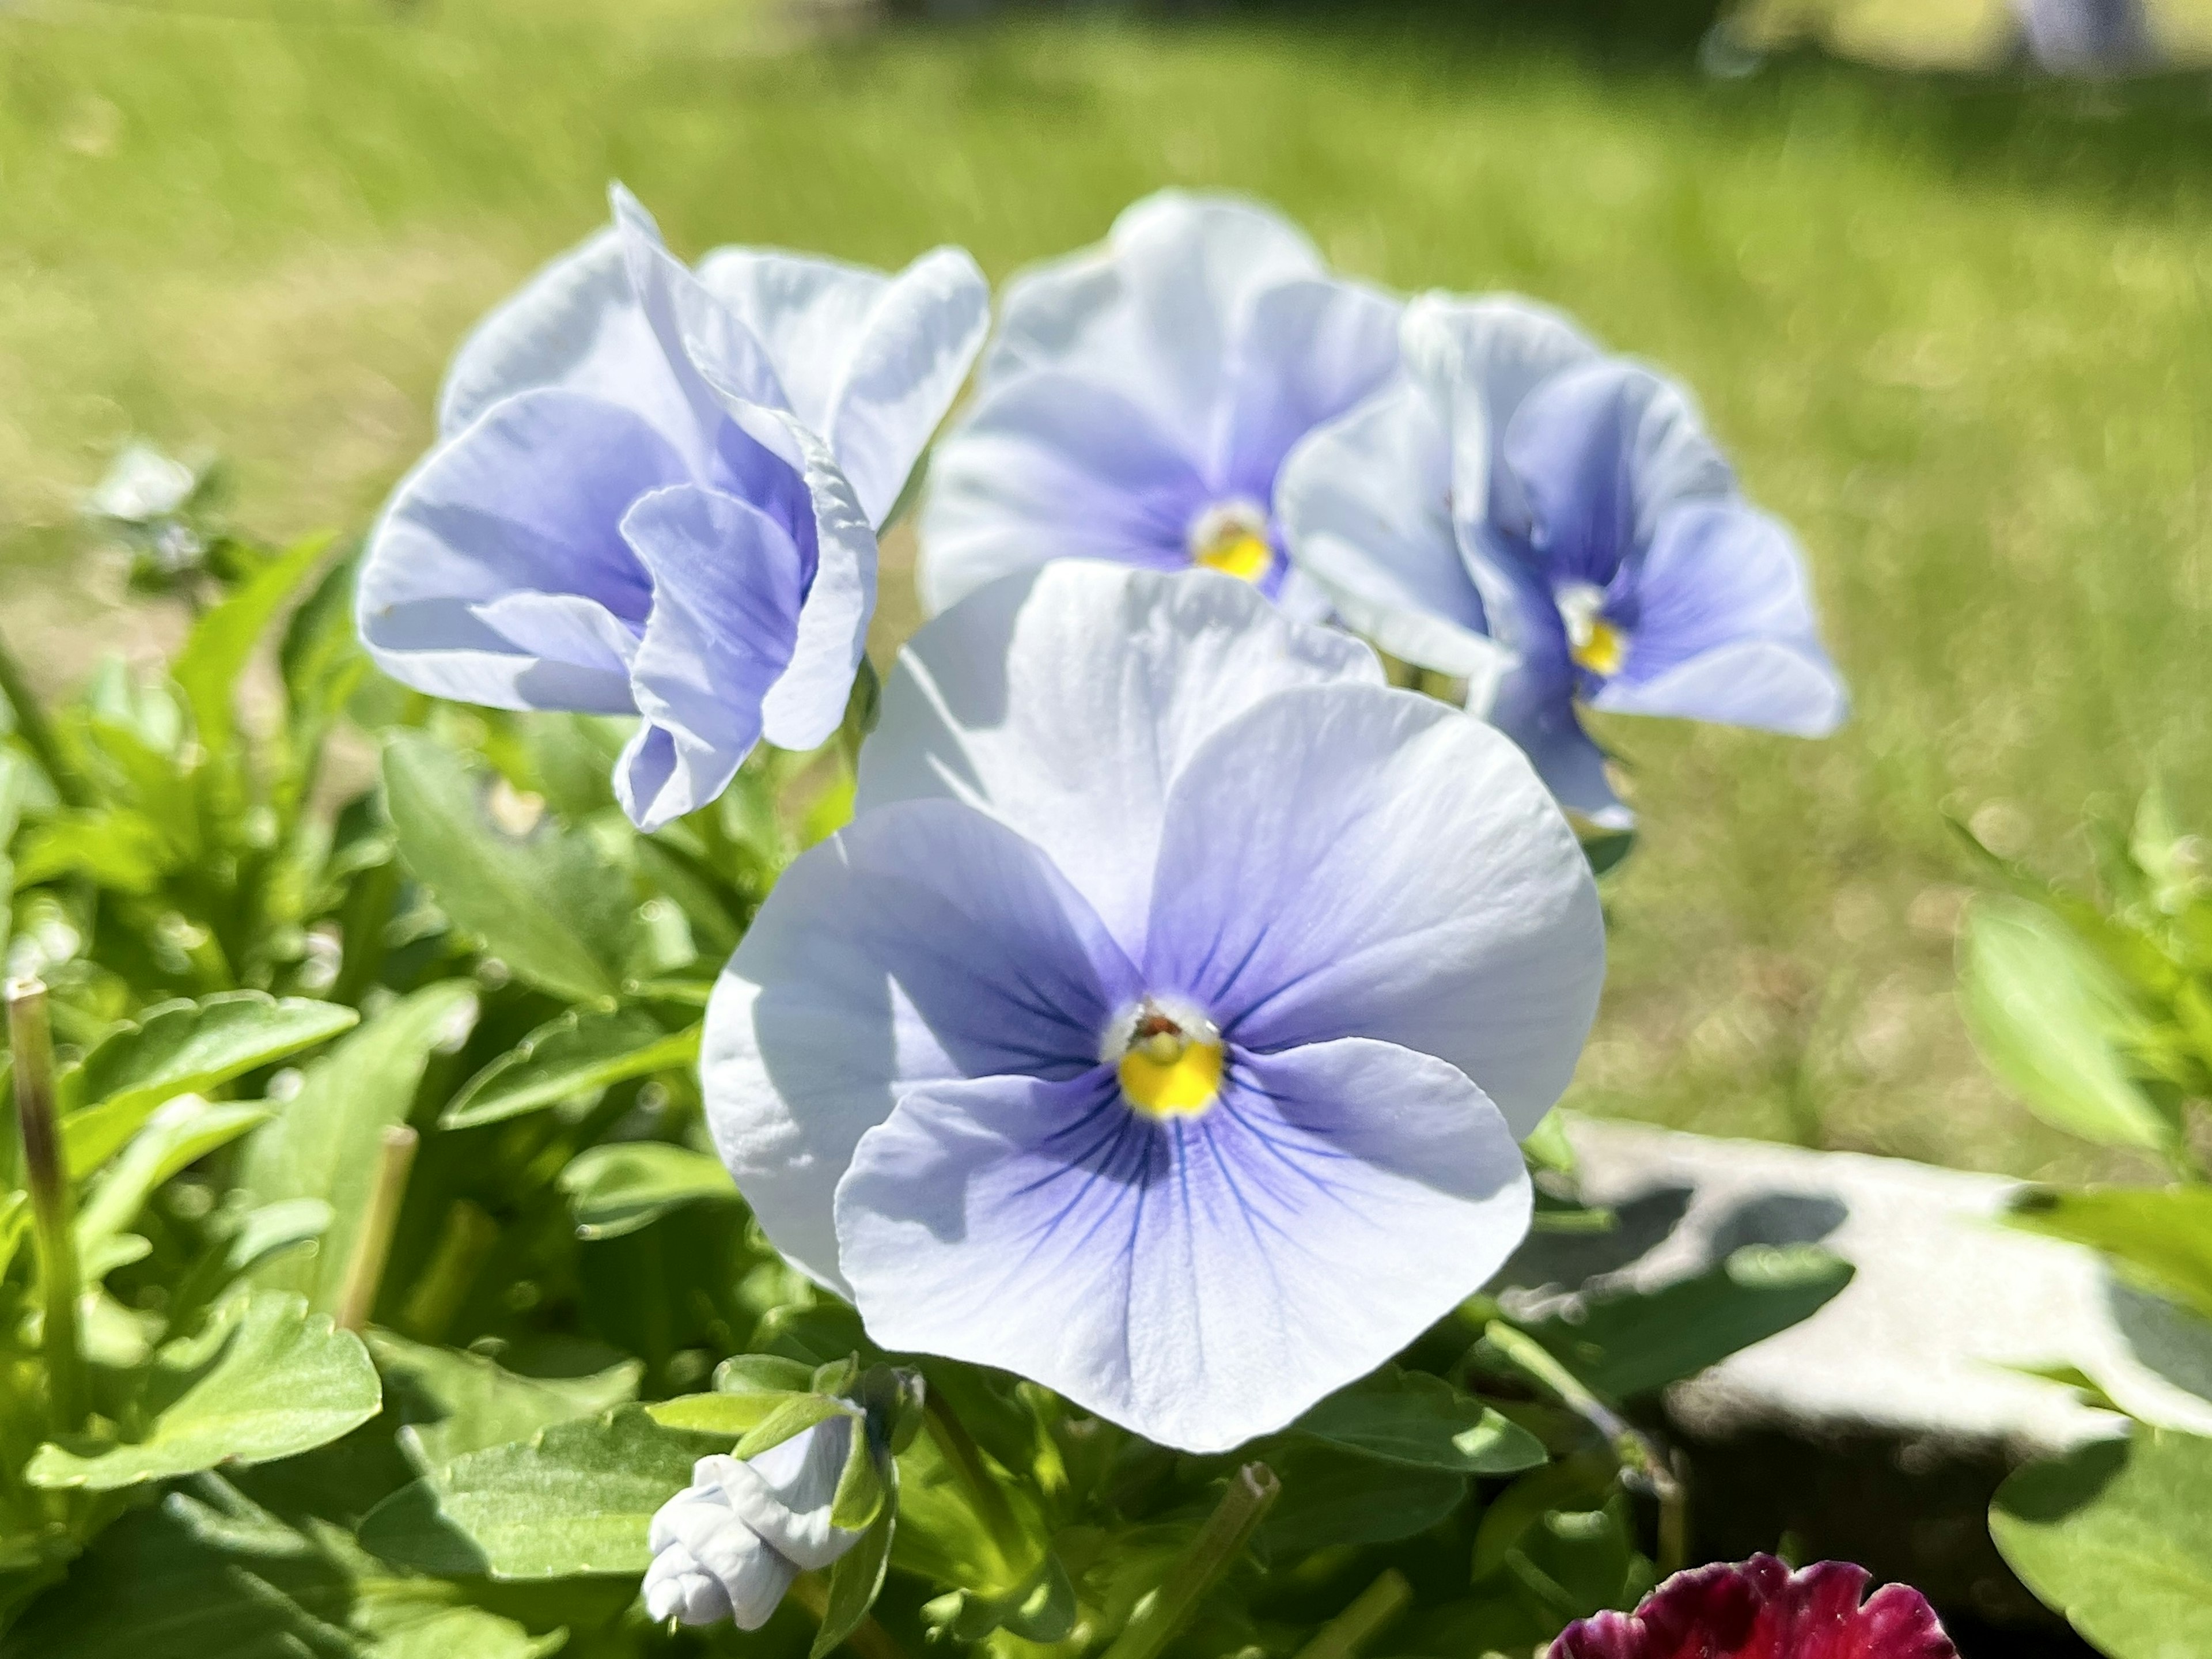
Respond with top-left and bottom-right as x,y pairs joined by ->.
4,0 -> 2209,1179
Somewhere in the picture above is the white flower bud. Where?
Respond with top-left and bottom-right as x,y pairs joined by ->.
643,1414 -> 866,1628
87,443 -> 196,525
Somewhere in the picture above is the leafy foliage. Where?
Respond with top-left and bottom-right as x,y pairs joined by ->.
0,524 -> 1851,1658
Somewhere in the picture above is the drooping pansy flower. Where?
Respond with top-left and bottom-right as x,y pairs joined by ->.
916,190 -> 1400,618
643,1418 -> 863,1628
700,560 -> 1604,1452
1550,1556 -> 1957,1659
357,185 -> 988,831
1278,293 -> 1846,827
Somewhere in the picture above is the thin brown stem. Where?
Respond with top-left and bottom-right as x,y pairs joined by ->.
335,1126 -> 418,1332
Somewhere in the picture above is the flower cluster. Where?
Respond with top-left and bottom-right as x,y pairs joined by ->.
364,183 -> 1853,1635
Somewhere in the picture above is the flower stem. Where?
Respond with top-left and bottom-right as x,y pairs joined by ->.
1100,1461 -> 1279,1659
1484,1321 -> 1688,1575
0,627 -> 88,810
335,1126 -> 418,1332
7,978 -> 88,1435
922,1388 -> 1028,1577
789,1574 -> 909,1659
1290,1569 -> 1411,1659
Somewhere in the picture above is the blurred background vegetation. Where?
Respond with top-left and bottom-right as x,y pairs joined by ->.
4,0 -> 2210,1180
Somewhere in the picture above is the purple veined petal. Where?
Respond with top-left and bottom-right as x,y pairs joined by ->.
701,797 -> 1142,1291
1588,499 -> 1847,737
612,484 -> 808,831
747,409 -> 877,753
1401,291 -> 1603,546
468,592 -> 640,715
1503,358 -> 1734,589
1142,681 -> 1603,1137
358,388 -> 679,710
834,1037 -> 1531,1453
1215,274 -> 1402,499
1275,381 -> 1509,685
695,244 -> 991,528
609,185 -> 795,454
917,372 -> 1212,615
984,190 -> 1325,463
1486,641 -> 1634,830
857,563 -> 1382,953
435,227 -> 699,459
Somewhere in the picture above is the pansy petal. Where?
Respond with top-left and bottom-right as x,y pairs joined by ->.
358,388 -> 674,708
1143,683 -> 1603,1135
611,483 -> 806,830
660,1495 -> 797,1633
750,411 -> 877,753
1276,381 -> 1507,686
697,245 -> 990,528
1591,500 -> 1847,736
467,592 -> 638,714
1504,358 -> 1734,588
1488,654 -> 1634,830
436,227 -> 695,456
986,190 -> 1323,461
917,372 -> 1207,613
702,797 -> 1140,1290
835,1037 -> 1530,1453
859,563 -> 1382,952
1402,291 -> 1603,545
1218,275 -> 1402,497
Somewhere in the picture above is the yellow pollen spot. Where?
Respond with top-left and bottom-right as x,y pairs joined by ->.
1194,531 -> 1273,584
1569,616 -> 1627,677
1118,1032 -> 1224,1119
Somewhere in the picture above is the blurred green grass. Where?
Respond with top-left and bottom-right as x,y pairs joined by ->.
5,0 -> 2210,1179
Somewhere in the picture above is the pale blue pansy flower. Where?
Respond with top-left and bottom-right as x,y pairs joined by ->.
700,561 -> 1605,1453
1278,293 -> 1847,828
357,186 -> 990,831
642,1416 -> 863,1628
915,190 -> 1400,619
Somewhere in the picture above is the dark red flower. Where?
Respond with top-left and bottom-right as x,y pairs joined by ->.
1548,1556 -> 1957,1659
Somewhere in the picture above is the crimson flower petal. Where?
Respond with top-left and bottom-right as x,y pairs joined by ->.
1548,1556 -> 1957,1659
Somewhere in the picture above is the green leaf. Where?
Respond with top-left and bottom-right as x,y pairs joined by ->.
369,1330 -> 642,1468
734,1395 -> 850,1460
1959,895 -> 2173,1152
13,808 -> 166,894
643,1391 -> 800,1437
1258,1445 -> 1468,1554
1517,1244 -> 1854,1400
444,1009 -> 698,1130
813,1480 -> 899,1659
62,993 -> 358,1177
1289,1368 -> 1548,1475
1993,1426 -> 2212,1659
1,1475 -> 559,1658
2008,1185 -> 2212,1325
382,732 -> 638,1004
358,1406 -> 718,1579
556,1141 -> 737,1240
26,1291 -> 380,1491
238,980 -> 478,1312
76,1097 -> 272,1253
172,534 -> 331,766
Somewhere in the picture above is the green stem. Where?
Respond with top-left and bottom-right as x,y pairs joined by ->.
7,978 -> 88,1434
0,626 -> 87,808
789,1574 -> 910,1659
335,1126 -> 418,1332
1290,1570 -> 1411,1659
1100,1462 -> 1279,1659
923,1389 -> 1029,1577
1485,1321 -> 1688,1575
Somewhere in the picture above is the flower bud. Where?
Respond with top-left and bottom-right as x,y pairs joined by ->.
643,1414 -> 866,1629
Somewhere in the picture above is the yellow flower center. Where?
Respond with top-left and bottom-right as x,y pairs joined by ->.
1186,499 -> 1274,586
1110,1000 -> 1224,1119
1558,582 -> 1627,677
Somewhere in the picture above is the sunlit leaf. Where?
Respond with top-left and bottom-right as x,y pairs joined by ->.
2009,1185 -> 2212,1325
26,1291 -> 380,1491
442,1009 -> 697,1130
557,1142 -> 737,1240
382,732 -> 638,1005
1287,1368 -> 1547,1475
1993,1426 -> 2212,1659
